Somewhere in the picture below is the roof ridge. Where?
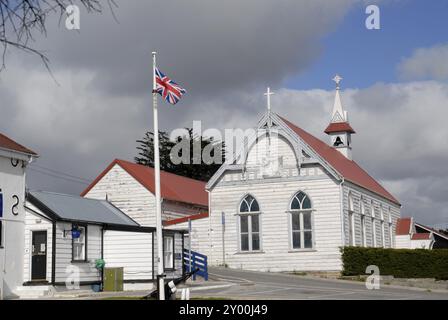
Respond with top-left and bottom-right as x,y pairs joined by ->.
116,158 -> 207,184
277,114 -> 400,205
31,189 -> 105,202
0,132 -> 38,156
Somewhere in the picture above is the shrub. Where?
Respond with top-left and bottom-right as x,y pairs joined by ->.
340,247 -> 448,280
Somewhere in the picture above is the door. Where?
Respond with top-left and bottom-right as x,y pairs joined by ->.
31,231 -> 47,280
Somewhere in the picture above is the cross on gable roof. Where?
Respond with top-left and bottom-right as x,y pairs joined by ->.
81,159 -> 208,208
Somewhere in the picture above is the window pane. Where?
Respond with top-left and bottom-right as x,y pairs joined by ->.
292,213 -> 300,231
73,226 -> 86,260
252,233 -> 260,251
250,199 -> 259,212
245,195 -> 254,204
297,191 -> 305,203
164,236 -> 173,252
251,215 -> 259,232
163,236 -> 174,268
291,197 -> 300,210
240,200 -> 249,212
292,232 -> 301,249
240,216 -> 248,233
302,196 -> 311,209
304,231 -> 313,248
241,234 -> 249,251
303,212 -> 312,229
74,243 -> 84,260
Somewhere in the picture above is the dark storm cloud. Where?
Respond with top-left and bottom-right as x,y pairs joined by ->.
0,0 -> 356,195
36,0 -> 354,97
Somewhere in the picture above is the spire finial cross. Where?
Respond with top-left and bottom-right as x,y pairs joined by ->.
264,87 -> 274,112
333,74 -> 343,90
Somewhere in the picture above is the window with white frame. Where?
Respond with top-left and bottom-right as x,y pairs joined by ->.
72,225 -> 87,261
163,235 -> 174,269
239,195 -> 261,252
371,201 -> 377,247
388,207 -> 393,248
348,193 -> 355,246
289,191 -> 313,249
360,198 -> 366,247
380,206 -> 385,248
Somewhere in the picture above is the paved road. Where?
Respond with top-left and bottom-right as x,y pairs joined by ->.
190,267 -> 448,300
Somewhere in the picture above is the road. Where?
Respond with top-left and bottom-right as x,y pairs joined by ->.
190,267 -> 448,300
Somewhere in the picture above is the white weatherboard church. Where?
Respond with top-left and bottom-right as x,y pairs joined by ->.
169,76 -> 402,272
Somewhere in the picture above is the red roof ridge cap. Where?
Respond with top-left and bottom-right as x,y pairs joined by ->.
116,159 -> 207,184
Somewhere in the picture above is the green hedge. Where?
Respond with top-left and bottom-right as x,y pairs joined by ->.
341,247 -> 448,280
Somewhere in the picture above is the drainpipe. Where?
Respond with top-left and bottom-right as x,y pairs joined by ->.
339,178 -> 345,247
206,190 -> 212,264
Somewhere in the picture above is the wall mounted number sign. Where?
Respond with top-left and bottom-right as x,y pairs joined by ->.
12,195 -> 19,216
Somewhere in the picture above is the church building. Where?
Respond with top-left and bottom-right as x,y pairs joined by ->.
169,76 -> 401,272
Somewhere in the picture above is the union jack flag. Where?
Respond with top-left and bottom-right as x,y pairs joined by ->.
154,67 -> 186,105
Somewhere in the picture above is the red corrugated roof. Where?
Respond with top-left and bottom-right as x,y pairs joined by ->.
0,132 -> 37,155
81,159 -> 208,207
396,217 -> 412,235
324,122 -> 356,134
280,116 -> 400,205
163,212 -> 209,226
411,233 -> 432,240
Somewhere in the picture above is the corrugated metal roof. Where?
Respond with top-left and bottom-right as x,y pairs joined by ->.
28,190 -> 139,227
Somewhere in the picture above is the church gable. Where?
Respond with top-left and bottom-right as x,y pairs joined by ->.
207,112 -> 340,190
245,134 -> 297,175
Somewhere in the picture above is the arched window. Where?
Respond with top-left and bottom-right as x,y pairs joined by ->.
289,191 -> 313,249
360,198 -> 366,247
387,207 -> 393,248
238,195 -> 261,252
380,205 -> 386,248
348,193 -> 355,246
371,200 -> 377,247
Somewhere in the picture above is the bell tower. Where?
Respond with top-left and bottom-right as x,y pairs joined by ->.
324,75 -> 355,160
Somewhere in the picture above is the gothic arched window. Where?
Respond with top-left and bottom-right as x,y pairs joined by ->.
348,192 -> 355,246
289,191 -> 313,249
238,195 -> 261,252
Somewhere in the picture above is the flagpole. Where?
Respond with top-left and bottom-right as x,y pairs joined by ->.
152,51 -> 165,300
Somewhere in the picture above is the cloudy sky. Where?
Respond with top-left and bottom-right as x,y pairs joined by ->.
1,0 -> 447,227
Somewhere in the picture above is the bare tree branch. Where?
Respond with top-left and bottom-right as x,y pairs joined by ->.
0,0 -> 115,74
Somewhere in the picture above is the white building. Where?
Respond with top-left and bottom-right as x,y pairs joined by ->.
395,217 -> 448,249
0,132 -> 37,299
19,190 -> 189,297
81,159 -> 208,282
169,77 -> 402,272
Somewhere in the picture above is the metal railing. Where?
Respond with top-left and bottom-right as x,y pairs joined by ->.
183,249 -> 208,281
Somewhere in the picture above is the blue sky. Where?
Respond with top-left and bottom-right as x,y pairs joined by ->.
286,0 -> 448,90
